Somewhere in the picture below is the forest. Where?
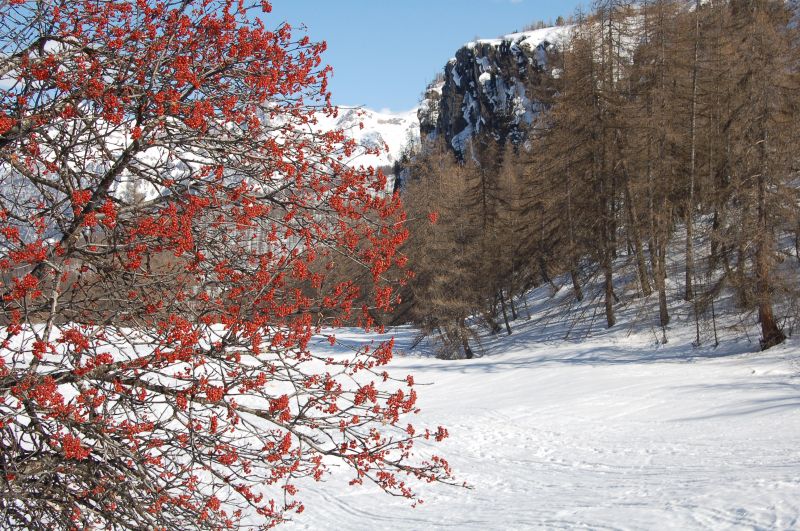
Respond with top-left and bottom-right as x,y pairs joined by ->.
399,0 -> 800,358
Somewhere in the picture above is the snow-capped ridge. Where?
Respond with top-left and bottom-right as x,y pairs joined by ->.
313,106 -> 419,169
421,24 -> 571,152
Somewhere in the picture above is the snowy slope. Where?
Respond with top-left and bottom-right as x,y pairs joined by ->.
313,107 -> 419,169
283,293 -> 800,529
59,106 -> 419,203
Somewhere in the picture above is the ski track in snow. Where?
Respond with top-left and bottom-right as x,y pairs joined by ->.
283,311 -> 800,530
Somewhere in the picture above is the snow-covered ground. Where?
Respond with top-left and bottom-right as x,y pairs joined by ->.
287,288 -> 800,529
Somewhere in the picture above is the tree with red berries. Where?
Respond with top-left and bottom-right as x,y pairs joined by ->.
0,0 -> 452,528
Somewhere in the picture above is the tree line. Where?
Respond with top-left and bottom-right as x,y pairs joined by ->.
399,0 -> 800,357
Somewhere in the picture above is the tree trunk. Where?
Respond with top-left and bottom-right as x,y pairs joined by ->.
735,243 -> 749,308
509,293 -> 518,320
755,132 -> 785,350
710,209 -> 721,270
795,223 -> 800,263
603,249 -> 616,328
522,294 -> 532,320
499,290 -> 512,336
657,236 -> 670,328
570,268 -> 584,302
624,177 -> 651,297
757,248 -> 785,350
565,164 -> 582,302
539,256 -> 557,292
483,310 -> 502,335
461,338 -> 474,358
684,0 -> 701,302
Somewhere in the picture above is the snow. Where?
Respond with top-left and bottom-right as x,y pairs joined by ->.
518,26 -> 571,55
451,66 -> 462,88
284,289 -> 800,529
476,56 -> 492,73
467,26 -> 572,57
312,107 -> 419,170
451,105 -> 476,151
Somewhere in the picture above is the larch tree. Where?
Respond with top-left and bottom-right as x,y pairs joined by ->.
0,1 -> 453,529
403,142 -> 482,358
568,12 -> 620,327
529,29 -> 593,304
717,0 -> 797,349
624,0 -> 687,329
493,142 -> 529,317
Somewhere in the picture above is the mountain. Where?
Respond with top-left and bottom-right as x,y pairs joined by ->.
313,26 -> 571,174
314,107 -> 420,170
419,26 -> 570,153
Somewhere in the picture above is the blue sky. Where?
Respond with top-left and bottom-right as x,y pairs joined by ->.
266,1 -> 586,112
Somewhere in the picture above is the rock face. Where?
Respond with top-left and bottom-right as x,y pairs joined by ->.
418,26 -> 570,153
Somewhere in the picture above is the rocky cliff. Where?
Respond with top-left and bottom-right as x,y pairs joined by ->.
419,26 -> 570,153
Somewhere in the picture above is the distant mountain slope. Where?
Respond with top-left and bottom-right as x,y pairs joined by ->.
314,107 -> 419,170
